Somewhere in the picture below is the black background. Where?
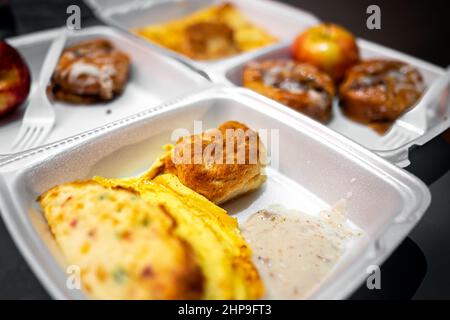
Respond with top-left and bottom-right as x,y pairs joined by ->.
0,0 -> 450,299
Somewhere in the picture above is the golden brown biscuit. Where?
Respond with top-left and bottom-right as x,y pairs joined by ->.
339,59 -> 424,130
158,121 -> 267,204
243,60 -> 335,123
50,39 -> 130,104
39,181 -> 203,300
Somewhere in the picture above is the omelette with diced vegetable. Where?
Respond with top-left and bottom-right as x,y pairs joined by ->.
39,175 -> 263,300
39,181 -> 203,300
133,2 -> 277,60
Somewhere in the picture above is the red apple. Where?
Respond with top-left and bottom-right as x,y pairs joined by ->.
292,23 -> 359,82
0,40 -> 31,117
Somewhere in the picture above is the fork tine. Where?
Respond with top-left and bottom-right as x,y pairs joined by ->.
11,125 -> 30,150
12,127 -> 32,152
24,127 -> 44,150
15,126 -> 37,152
30,126 -> 52,149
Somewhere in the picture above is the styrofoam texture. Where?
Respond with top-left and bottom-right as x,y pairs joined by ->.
208,40 -> 450,167
0,86 -> 430,299
84,0 -> 320,69
1,25 -> 210,156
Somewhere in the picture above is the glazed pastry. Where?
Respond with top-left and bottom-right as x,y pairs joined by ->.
339,59 -> 424,129
243,60 -> 335,123
50,39 -> 130,104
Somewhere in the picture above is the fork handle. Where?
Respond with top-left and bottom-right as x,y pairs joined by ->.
37,28 -> 67,96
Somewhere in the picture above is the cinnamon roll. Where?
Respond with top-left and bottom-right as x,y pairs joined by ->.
339,59 -> 424,131
243,60 -> 335,123
50,39 -> 130,104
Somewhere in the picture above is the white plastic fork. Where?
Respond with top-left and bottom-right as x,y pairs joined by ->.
381,66 -> 450,149
11,29 -> 67,152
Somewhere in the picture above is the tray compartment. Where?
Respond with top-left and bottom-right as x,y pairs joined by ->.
208,41 -> 450,166
1,26 -> 209,156
0,87 -> 430,299
85,0 -> 319,67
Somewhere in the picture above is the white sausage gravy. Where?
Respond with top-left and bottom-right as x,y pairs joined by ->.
241,204 -> 362,299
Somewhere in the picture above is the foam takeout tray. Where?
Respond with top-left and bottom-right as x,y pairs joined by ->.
84,0 -> 320,69
0,0 -> 446,300
0,86 -> 431,299
0,25 -> 210,157
207,41 -> 450,167
85,0 -> 450,167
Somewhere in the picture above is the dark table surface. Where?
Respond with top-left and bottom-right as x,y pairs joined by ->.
1,0 -> 450,300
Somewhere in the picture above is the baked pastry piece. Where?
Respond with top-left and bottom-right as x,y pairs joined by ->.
39,181 -> 203,300
164,121 -> 266,204
50,39 -> 130,104
243,60 -> 335,123
138,121 -> 267,204
339,59 -> 424,129
134,2 -> 277,60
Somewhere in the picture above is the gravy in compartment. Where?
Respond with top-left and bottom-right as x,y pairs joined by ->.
241,204 -> 363,299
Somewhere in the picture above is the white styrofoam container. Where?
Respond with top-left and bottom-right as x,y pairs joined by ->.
207,41 -> 450,167
0,86 -> 431,299
0,0 -> 442,300
1,26 -> 210,156
84,0 -> 450,167
84,0 -> 320,69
